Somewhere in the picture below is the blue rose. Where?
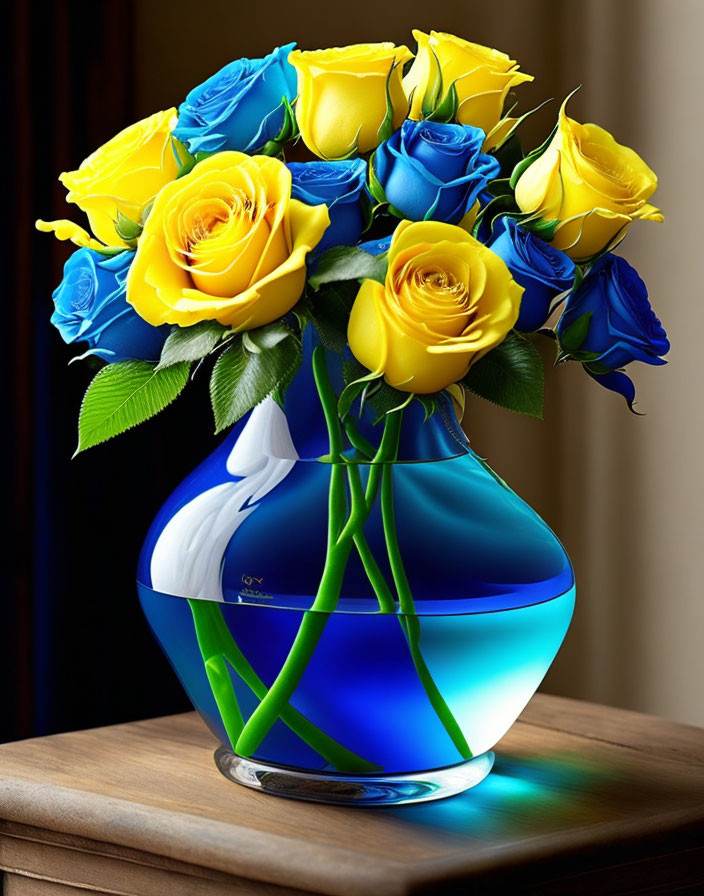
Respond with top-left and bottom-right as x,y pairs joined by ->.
488,216 -> 576,332
557,253 -> 669,406
373,120 -> 500,224
51,249 -> 168,362
288,159 -> 367,253
173,43 -> 297,155
359,234 -> 392,256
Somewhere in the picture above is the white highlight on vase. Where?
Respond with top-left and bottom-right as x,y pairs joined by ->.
149,398 -> 297,602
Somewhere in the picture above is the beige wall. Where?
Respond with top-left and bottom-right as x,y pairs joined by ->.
135,0 -> 704,726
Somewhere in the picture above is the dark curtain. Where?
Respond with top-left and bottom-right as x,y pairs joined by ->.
4,0 -> 214,742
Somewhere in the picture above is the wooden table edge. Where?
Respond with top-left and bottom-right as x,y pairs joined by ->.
0,695 -> 702,895
408,806 -> 704,889
519,694 -> 704,764
0,776 -> 409,896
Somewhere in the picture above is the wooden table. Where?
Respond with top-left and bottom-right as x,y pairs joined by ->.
0,695 -> 702,895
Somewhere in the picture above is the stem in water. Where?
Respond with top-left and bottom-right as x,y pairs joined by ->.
236,347 -> 358,758
189,599 -> 379,772
379,415 -> 473,760
236,352 -> 406,759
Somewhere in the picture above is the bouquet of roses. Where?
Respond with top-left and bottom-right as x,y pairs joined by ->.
38,30 -> 669,456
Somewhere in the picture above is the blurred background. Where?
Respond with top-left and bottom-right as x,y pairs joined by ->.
4,0 -> 702,743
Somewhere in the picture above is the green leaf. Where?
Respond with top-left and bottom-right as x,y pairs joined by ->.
342,356 -> 369,387
376,60 -> 400,144
367,154 -> 387,206
340,359 -> 420,421
415,394 -> 438,420
426,79 -> 459,123
485,178 -> 515,198
93,246 -> 129,257
420,48 -> 444,118
271,349 -> 301,404
305,280 -> 358,353
114,210 -> 141,244
139,202 -> 154,227
583,359 -> 613,375
369,382 -> 414,421
387,203 -> 407,220
244,320 -> 294,352
171,141 -> 221,174
157,321 -> 229,369
209,331 -> 302,432
171,137 -> 197,179
472,194 -> 521,239
343,357 -> 416,420
556,346 -> 600,364
343,371 -> 413,421
338,379 -> 369,419
558,311 -> 592,354
260,96 -> 299,156
462,330 -> 544,418
338,365 -> 383,418
509,121 -> 558,189
491,134 -> 524,177
76,361 -> 190,454
276,96 -> 298,143
502,92 -> 519,119
309,246 -> 388,290
523,216 -> 560,241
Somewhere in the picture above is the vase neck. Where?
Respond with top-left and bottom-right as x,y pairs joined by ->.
281,329 -> 470,463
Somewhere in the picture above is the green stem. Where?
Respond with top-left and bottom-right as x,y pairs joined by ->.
235,347 -> 356,759
379,418 -> 473,761
188,598 -> 245,747
399,614 -> 472,759
233,345 -> 468,763
235,547 -> 353,758
345,414 -> 402,614
205,654 -> 244,746
337,462 -> 371,544
353,530 -> 395,613
381,464 -> 413,608
189,599 -> 378,772
315,346 -> 347,544
346,464 -> 395,613
344,417 -> 376,459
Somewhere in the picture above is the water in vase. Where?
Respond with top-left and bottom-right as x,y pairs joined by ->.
139,424 -> 575,782
139,585 -> 575,774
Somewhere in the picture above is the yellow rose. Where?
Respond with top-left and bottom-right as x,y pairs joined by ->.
289,43 -> 413,159
127,151 -> 329,330
38,109 -> 179,249
348,220 -> 522,393
514,101 -> 663,260
35,218 -> 106,251
404,30 -> 533,136
482,116 -> 517,153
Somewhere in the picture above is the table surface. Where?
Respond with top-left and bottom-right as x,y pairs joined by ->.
0,694 -> 702,896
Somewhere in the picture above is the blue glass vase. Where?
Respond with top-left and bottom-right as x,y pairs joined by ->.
138,338 -> 575,806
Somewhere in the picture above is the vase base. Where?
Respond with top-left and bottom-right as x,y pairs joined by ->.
213,747 -> 494,806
